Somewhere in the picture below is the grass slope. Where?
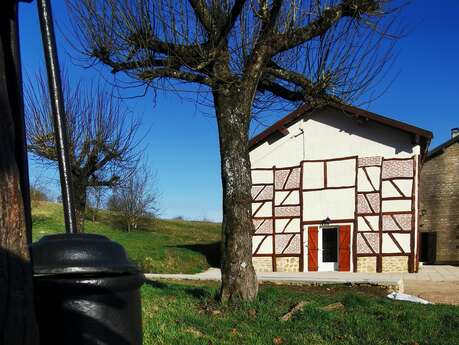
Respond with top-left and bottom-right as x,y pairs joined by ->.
32,202 -> 221,273
142,281 -> 459,345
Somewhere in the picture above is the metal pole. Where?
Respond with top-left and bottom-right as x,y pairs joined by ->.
37,0 -> 77,234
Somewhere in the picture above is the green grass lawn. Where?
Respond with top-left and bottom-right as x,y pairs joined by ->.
32,203 -> 459,344
142,281 -> 459,345
32,202 -> 221,273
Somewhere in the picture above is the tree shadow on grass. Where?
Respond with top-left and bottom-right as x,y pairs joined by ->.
144,280 -> 212,299
173,241 -> 222,268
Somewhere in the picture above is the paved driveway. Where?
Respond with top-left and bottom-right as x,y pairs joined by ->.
402,265 -> 459,305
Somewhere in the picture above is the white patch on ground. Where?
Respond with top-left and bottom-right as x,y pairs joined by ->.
387,292 -> 432,304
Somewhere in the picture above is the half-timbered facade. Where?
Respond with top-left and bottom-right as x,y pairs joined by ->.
249,104 -> 432,273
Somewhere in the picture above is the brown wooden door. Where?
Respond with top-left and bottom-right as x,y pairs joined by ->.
308,226 -> 318,271
338,225 -> 351,272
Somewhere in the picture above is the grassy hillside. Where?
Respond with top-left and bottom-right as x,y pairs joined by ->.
32,202 -> 221,274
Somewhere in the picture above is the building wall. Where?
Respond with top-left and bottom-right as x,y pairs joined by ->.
250,107 -> 420,273
250,107 -> 420,168
420,143 -> 459,262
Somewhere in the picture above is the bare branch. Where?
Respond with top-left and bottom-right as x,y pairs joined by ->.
138,68 -> 212,85
188,0 -> 217,35
217,0 -> 247,44
270,0 -> 381,54
258,78 -> 305,102
242,0 -> 283,86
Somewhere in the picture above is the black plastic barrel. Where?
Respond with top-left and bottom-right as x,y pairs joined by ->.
31,233 -> 144,345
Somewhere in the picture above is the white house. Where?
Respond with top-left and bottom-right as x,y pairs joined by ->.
249,103 -> 432,273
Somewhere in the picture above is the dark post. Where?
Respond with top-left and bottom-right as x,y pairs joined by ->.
36,0 -> 77,234
31,1 -> 145,344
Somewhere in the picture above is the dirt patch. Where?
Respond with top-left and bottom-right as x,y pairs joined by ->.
404,280 -> 459,305
150,279 -> 390,298
260,282 -> 390,298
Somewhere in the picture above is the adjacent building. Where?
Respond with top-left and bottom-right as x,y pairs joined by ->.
249,103 -> 432,273
419,129 -> 459,265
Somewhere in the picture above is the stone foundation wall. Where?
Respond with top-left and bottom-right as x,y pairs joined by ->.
357,256 -> 409,272
276,257 -> 300,272
382,256 -> 408,272
357,257 -> 377,273
252,257 -> 272,272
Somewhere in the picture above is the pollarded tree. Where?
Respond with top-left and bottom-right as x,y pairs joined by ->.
25,74 -> 142,232
69,0 -> 401,302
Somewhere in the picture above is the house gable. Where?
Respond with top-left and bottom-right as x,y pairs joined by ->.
249,103 -> 432,154
250,106 -> 423,168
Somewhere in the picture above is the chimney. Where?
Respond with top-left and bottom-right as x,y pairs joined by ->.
452,128 -> 459,139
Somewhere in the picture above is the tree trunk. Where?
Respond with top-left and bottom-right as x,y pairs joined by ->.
0,149 -> 38,345
0,2 -> 39,343
214,89 -> 258,303
72,175 -> 87,232
92,189 -> 101,223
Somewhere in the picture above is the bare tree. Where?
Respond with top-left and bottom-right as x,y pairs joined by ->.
30,175 -> 50,208
68,0 -> 402,302
87,185 -> 106,223
107,166 -> 158,232
25,73 -> 142,232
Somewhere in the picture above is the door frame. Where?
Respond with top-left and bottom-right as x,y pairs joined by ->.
319,226 -> 339,271
303,223 -> 353,272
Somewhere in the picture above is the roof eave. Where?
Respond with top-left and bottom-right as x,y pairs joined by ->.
425,135 -> 459,161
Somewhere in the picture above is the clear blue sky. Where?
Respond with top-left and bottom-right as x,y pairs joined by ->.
18,1 -> 458,221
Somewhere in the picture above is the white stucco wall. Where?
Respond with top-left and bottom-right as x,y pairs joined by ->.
382,233 -> 411,253
253,235 -> 273,254
250,107 -> 420,168
358,167 -> 380,192
357,215 -> 379,231
251,169 -> 273,184
302,188 -> 355,221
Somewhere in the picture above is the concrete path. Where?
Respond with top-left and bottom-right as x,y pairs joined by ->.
145,265 -> 459,294
402,265 -> 459,282
146,268 -> 403,290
